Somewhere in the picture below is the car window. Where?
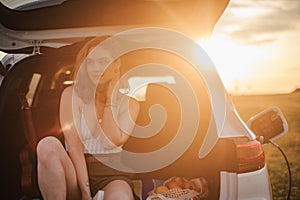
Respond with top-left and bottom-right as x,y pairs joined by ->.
128,76 -> 176,101
26,73 -> 41,107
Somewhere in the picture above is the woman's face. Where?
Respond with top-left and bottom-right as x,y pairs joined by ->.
85,49 -> 117,85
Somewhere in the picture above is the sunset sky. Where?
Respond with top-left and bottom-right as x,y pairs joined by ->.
1,0 -> 299,94
200,0 -> 300,94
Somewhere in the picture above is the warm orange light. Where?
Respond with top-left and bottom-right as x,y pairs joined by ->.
197,34 -> 279,94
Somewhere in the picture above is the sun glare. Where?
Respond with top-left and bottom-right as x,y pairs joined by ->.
197,34 -> 267,94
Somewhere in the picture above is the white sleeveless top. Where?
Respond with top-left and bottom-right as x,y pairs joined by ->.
80,112 -> 122,154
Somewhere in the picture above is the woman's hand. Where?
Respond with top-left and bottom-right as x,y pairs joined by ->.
105,75 -> 120,107
81,191 -> 93,200
80,181 -> 92,200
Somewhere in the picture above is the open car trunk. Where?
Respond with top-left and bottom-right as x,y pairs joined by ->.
0,40 -> 254,199
0,0 -> 229,52
0,1 -> 249,199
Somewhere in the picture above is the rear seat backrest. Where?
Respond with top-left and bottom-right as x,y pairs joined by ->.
124,83 -> 181,153
123,71 -> 213,179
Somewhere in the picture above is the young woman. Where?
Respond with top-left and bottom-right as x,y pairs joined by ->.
36,37 -> 140,200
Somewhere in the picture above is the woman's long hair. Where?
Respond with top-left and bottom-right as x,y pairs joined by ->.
71,36 -> 113,104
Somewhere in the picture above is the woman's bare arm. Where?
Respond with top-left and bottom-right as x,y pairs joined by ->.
101,95 -> 140,147
60,86 -> 92,199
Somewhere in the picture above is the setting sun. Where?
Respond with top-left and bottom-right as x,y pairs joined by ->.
198,34 -> 265,94
195,0 -> 300,95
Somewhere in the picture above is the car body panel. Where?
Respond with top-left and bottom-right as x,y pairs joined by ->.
219,171 -> 238,199
219,166 -> 272,200
237,166 -> 272,200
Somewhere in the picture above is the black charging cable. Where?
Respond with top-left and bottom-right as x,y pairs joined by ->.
268,140 -> 291,200
256,136 -> 291,200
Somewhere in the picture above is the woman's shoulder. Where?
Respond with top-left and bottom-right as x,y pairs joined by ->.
61,85 -> 82,104
62,85 -> 74,96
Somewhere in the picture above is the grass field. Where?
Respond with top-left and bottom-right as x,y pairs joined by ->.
231,89 -> 300,200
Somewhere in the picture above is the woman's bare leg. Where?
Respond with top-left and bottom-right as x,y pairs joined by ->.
102,180 -> 134,200
36,136 -> 81,200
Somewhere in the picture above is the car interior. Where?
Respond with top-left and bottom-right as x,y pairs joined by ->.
0,39 -> 245,199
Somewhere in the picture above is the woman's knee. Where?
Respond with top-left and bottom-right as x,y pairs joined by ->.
103,180 -> 134,200
36,136 -> 64,164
